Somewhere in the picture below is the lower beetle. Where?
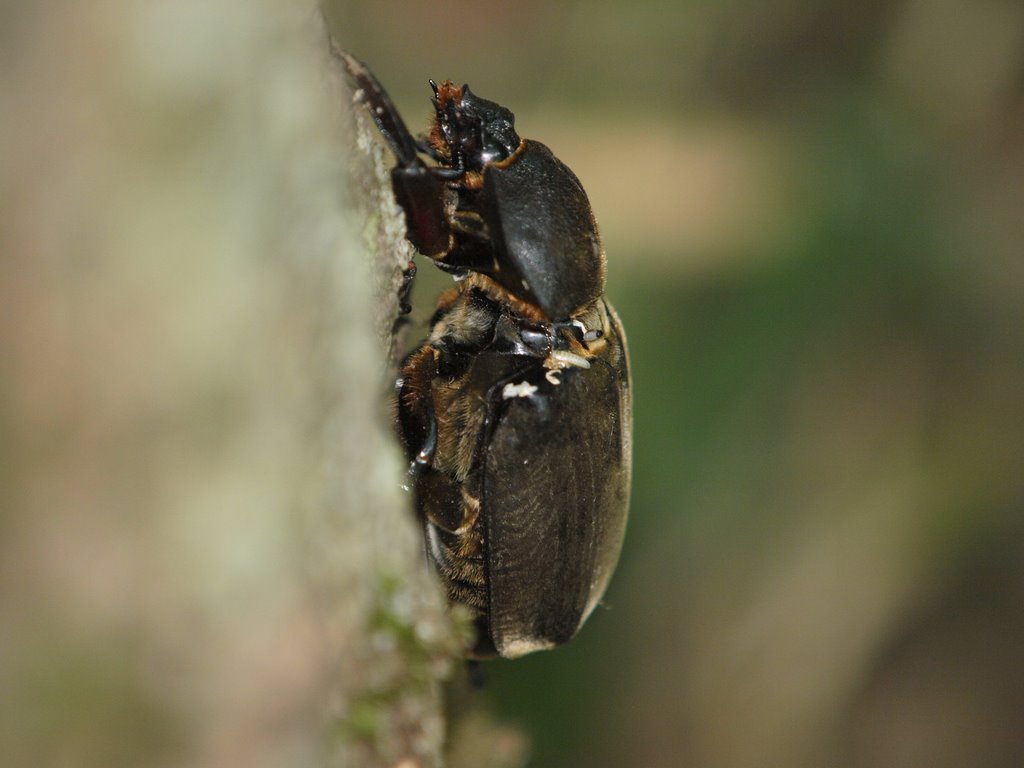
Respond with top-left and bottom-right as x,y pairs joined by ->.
343,54 -> 632,658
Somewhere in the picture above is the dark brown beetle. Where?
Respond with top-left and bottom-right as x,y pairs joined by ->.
343,54 -> 632,658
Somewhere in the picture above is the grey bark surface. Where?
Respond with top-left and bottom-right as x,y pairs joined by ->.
0,4 -> 463,767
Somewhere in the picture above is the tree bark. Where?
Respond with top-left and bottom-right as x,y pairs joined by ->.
0,4 -> 459,767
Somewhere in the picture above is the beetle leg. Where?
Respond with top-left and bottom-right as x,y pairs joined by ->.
388,165 -> 454,258
415,134 -> 450,166
450,211 -> 490,241
397,351 -> 441,497
341,53 -> 420,166
406,406 -> 437,484
341,53 -> 454,256
396,259 -> 417,315
416,211 -> 493,275
397,346 -> 440,462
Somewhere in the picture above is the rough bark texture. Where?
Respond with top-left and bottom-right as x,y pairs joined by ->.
1,4 -> 461,767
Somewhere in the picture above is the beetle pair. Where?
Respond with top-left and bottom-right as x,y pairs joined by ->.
343,54 -> 632,658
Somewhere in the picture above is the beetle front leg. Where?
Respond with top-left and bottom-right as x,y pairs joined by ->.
425,211 -> 495,275
343,52 -> 456,257
389,166 -> 453,257
342,53 -> 420,167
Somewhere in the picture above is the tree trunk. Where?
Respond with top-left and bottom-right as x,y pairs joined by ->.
0,4 -> 460,767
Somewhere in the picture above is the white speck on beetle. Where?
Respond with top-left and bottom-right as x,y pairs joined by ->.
502,381 -> 538,400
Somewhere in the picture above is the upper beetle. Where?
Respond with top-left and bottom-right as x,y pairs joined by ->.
343,54 -> 632,658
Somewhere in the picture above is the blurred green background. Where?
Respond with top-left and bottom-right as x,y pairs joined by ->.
328,1 -> 1024,766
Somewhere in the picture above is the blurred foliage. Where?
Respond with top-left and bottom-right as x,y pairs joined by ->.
329,0 -> 1024,765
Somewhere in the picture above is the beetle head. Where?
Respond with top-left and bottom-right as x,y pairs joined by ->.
430,81 -> 521,172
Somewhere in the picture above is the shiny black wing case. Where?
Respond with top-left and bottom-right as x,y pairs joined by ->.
478,300 -> 631,657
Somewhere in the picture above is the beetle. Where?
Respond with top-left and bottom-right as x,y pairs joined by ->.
342,54 -> 632,658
